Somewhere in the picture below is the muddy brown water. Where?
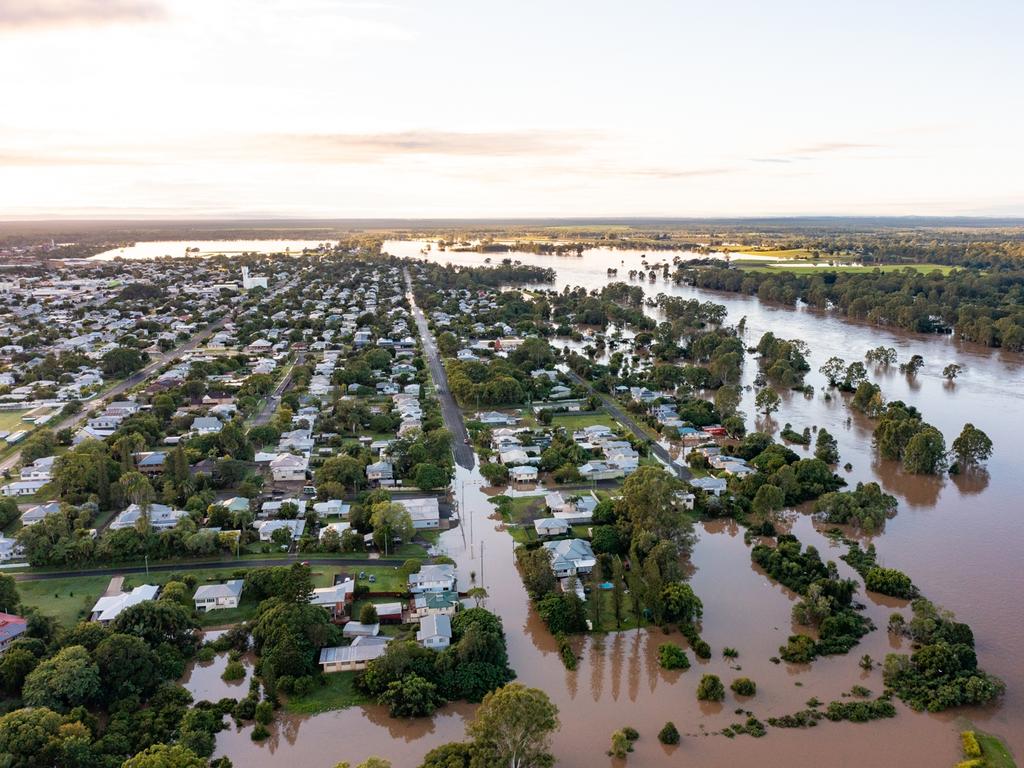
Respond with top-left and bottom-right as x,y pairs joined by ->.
214,243 -> 1023,767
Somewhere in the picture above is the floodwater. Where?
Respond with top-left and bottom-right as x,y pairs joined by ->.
91,239 -> 332,260
209,239 -> 1022,766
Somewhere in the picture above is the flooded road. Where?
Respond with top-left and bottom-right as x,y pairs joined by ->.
215,240 -> 1023,767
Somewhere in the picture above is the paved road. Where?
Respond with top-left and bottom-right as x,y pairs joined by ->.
13,554 -> 407,582
252,351 -> 306,426
404,268 -> 474,469
0,314 -> 232,473
565,369 -> 692,481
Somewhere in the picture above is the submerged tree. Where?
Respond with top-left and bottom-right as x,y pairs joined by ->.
950,423 -> 993,470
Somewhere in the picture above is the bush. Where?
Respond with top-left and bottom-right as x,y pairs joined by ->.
196,646 -> 216,663
621,726 -> 639,742
960,731 -> 982,759
232,695 -> 257,722
609,730 -> 630,758
276,675 -> 295,694
254,701 -> 273,725
691,639 -> 711,659
251,723 -> 270,741
696,674 -> 725,702
780,634 -> 817,663
722,647 -> 738,658
730,678 -> 756,696
657,644 -> 690,670
293,676 -> 316,696
658,721 -> 680,745
222,661 -> 245,682
360,603 -> 380,625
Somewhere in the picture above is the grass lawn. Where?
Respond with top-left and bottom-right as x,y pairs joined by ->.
0,410 -> 32,433
551,411 -> 616,432
284,671 -> 368,715
17,575 -> 111,628
734,262 -> 954,275
974,731 -> 1017,768
356,565 -> 406,592
493,495 -> 546,525
197,601 -> 260,627
589,587 -> 649,633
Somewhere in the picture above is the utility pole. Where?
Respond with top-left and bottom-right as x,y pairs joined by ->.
480,540 -> 485,587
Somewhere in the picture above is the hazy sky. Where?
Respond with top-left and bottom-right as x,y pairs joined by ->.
1,0 -> 1021,218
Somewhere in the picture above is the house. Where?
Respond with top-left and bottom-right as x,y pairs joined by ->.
578,461 -> 624,482
270,453 -> 309,482
319,521 -> 351,540
221,496 -> 252,514
135,451 -> 167,476
542,539 -> 596,578
109,503 -> 187,531
416,614 -> 452,649
476,411 -> 516,426
193,580 -> 244,612
534,517 -> 570,537
319,636 -> 391,672
310,580 -> 355,620
412,590 -> 460,618
313,499 -> 350,517
366,460 -> 394,487
20,501 -> 61,526
190,416 -> 223,435
674,491 -> 696,511
398,497 -> 441,529
1,479 -> 48,497
259,498 -> 307,518
342,621 -> 380,638
375,602 -> 404,624
690,476 -> 728,497
0,613 -> 27,654
545,491 -> 598,524
510,465 -> 538,487
19,456 -> 55,481
408,563 -> 457,593
256,518 -> 306,542
90,584 -> 159,625
0,537 -> 22,562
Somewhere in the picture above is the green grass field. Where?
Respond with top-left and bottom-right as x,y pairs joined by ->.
733,262 -> 954,275
284,671 -> 368,714
974,731 -> 1017,768
551,410 -> 616,432
17,575 -> 112,627
0,410 -> 32,433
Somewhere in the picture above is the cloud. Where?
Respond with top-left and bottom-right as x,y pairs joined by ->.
794,141 -> 879,154
0,0 -> 165,30
252,130 -> 585,162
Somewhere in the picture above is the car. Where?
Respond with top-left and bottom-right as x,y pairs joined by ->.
358,571 -> 367,579
368,574 -> 376,584
300,561 -> 310,567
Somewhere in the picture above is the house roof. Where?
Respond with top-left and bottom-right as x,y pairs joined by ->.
193,580 -> 244,601
417,613 -> 452,642
91,584 -> 159,622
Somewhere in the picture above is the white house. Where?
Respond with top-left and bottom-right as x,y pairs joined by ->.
109,503 -> 187,531
398,497 -> 441,529
20,501 -> 61,526
1,479 -> 48,497
319,636 -> 391,672
542,539 -> 596,578
256,518 -> 306,542
190,416 -> 223,435
408,564 -> 457,593
416,614 -> 452,649
270,453 -> 309,482
534,517 -> 570,537
90,584 -> 159,625
193,580 -> 244,612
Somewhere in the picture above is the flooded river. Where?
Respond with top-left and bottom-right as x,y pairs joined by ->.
175,239 -> 1021,766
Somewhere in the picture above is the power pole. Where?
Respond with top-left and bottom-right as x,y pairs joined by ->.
480,540 -> 485,587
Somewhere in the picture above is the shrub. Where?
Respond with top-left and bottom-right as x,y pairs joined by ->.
658,644 -> 690,670
222,661 -> 245,682
722,647 -> 738,658
696,674 -> 725,702
609,730 -> 630,758
359,603 -> 379,625
251,723 -> 270,741
621,726 -> 639,742
196,646 -> 216,663
691,639 -> 711,659
960,731 -> 982,759
730,678 -> 756,696
232,695 -> 257,722
779,634 -> 817,663
254,701 -> 273,725
276,675 -> 295,694
658,721 -> 680,745
293,676 -> 316,696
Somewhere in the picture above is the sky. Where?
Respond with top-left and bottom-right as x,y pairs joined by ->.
0,0 -> 1022,219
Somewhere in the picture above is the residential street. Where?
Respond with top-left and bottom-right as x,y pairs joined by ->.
252,351 -> 306,425
404,268 -> 475,469
565,369 -> 692,481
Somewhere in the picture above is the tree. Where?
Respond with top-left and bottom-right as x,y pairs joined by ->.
754,387 -> 781,416
696,674 -> 725,701
413,462 -> 449,491
751,483 -> 785,516
360,603 -> 379,625
466,587 -> 489,608
819,357 -> 846,387
480,462 -> 510,486
467,683 -> 559,768
661,582 -> 703,624
942,363 -> 963,381
713,385 -> 741,418
609,729 -> 629,758
94,632 -> 160,701
380,673 -> 440,717
903,426 -> 948,475
22,646 -> 100,711
316,455 -> 365,491
112,600 -> 199,653
516,547 -> 555,599
0,573 -> 19,614
658,721 -> 680,745
814,429 -> 839,464
369,501 -> 415,551
123,744 -> 207,768
0,706 -> 65,768
731,677 -> 757,696
117,471 -> 155,511
899,354 -> 924,377
951,423 -> 993,470
418,743 -> 474,768
100,346 -> 148,377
